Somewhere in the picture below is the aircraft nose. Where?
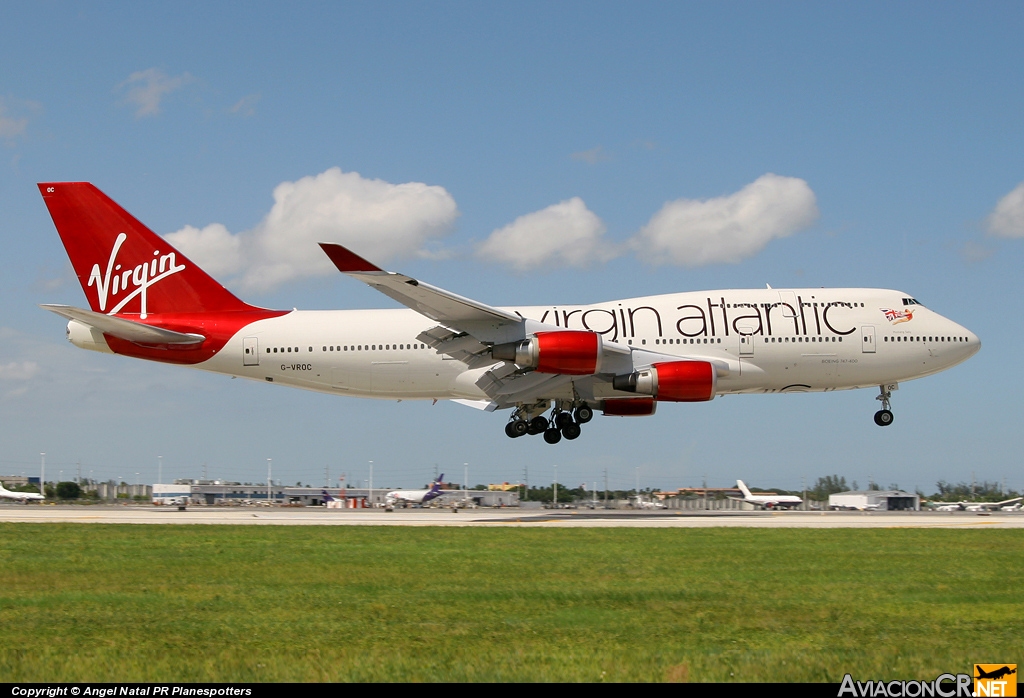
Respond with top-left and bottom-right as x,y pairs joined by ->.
950,323 -> 981,361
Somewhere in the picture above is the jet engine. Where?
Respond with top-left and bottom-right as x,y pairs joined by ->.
491,331 -> 602,375
612,360 -> 716,402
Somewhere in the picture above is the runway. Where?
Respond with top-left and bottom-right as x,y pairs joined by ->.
2,504 -> 1022,527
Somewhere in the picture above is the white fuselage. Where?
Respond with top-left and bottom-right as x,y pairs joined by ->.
0,485 -> 45,501
187,288 -> 979,403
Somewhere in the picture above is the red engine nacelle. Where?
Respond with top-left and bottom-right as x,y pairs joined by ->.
492,331 -> 601,375
611,360 -> 716,402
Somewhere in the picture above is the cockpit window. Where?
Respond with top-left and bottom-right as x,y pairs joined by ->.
901,298 -> 923,307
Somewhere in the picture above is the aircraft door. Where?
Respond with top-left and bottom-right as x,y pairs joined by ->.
243,336 -> 259,366
861,326 -> 876,354
738,327 -> 754,357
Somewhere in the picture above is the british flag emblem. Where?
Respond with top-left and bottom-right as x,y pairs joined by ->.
881,308 -> 913,324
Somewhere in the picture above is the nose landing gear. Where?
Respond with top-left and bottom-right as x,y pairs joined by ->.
874,384 -> 894,427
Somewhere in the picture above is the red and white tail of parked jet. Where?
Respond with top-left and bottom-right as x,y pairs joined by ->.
39,182 -> 981,444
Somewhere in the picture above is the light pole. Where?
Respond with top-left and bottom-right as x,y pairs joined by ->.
368,461 -> 373,508
267,458 -> 272,504
463,462 -> 468,502
158,455 -> 163,485
40,452 -> 45,497
553,464 -> 558,508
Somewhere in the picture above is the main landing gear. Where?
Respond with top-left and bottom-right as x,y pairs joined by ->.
874,384 -> 894,427
505,402 -> 594,444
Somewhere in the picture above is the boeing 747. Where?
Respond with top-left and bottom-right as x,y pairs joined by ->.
38,183 -> 981,444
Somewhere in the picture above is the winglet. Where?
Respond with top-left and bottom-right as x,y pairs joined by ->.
319,243 -> 383,273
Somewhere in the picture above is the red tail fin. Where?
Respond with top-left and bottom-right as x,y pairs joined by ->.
38,182 -> 255,317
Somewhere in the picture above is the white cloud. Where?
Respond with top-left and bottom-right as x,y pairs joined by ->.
118,68 -> 194,117
570,146 -> 610,164
165,168 -> 459,293
0,361 -> 39,381
230,93 -> 260,117
476,197 -> 616,271
631,174 -> 819,266
960,240 -> 994,264
164,224 -> 242,277
0,96 -> 41,142
0,108 -> 27,139
986,182 -> 1024,238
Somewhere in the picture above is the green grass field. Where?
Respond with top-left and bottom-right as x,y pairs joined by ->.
0,524 -> 1020,682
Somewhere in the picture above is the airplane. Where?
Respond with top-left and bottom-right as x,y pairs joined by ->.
38,182 -> 981,444
0,483 -> 45,502
731,480 -> 803,510
632,495 -> 667,510
975,666 -> 1016,681
931,497 -> 1022,512
385,474 -> 445,509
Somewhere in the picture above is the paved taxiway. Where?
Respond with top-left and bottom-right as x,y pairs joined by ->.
1,505 -> 1022,528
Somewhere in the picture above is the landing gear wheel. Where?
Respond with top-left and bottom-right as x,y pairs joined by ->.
574,405 -> 594,424
562,422 -> 582,440
543,427 -> 562,444
506,420 -> 528,438
874,384 -> 894,427
528,416 -> 549,435
554,411 -> 573,429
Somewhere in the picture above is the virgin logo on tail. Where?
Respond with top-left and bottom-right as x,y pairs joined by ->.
88,233 -> 186,319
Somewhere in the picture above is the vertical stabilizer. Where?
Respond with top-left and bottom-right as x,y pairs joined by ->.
736,480 -> 753,498
38,182 -> 255,317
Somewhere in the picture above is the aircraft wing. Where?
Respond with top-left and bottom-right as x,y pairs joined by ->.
319,244 -> 521,328
319,244 -> 729,409
40,305 -> 206,345
320,243 -> 633,375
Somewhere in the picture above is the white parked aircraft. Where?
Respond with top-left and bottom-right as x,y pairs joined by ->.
385,475 -> 445,508
933,497 -> 1022,512
732,480 -> 803,510
39,183 -> 981,444
0,483 -> 45,502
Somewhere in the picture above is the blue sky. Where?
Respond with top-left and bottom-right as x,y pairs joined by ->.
2,2 -> 1023,494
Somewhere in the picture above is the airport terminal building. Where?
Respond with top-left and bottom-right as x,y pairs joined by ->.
829,490 -> 920,511
154,480 -> 519,508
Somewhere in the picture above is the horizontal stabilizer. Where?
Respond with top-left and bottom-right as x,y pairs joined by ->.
40,305 -> 205,345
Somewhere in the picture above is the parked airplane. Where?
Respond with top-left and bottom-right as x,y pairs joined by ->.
731,480 -> 803,510
0,483 -> 45,502
385,475 -> 445,508
632,496 -> 667,510
932,497 -> 1022,511
39,183 -> 981,444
